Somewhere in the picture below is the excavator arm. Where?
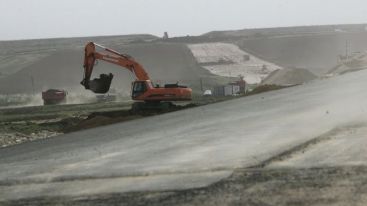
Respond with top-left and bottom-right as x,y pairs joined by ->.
81,42 -> 150,93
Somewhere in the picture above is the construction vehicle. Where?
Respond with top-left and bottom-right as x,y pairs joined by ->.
81,42 -> 192,110
42,89 -> 67,105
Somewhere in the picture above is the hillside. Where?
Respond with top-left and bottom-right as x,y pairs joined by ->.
3,24 -> 367,94
0,34 -> 158,77
238,32 -> 367,75
202,24 -> 367,76
0,42 -> 229,95
327,52 -> 367,75
188,43 -> 282,84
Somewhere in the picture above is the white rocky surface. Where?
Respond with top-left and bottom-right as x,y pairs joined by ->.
188,43 -> 282,84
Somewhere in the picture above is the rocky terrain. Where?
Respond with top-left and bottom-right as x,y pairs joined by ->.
188,42 -> 281,84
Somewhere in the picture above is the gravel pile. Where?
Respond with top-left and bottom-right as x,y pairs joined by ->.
261,68 -> 316,86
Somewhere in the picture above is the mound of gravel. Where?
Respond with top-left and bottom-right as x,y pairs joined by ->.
261,68 -> 316,86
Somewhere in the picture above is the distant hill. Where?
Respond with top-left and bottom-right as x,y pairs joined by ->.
238,32 -> 367,75
0,34 -> 158,77
0,42 -> 229,94
3,24 -> 367,94
203,24 -> 367,38
202,24 -> 367,76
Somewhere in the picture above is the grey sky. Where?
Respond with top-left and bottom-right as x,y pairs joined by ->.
1,0 -> 367,40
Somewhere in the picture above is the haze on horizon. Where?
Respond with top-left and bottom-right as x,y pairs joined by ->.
1,0 -> 367,40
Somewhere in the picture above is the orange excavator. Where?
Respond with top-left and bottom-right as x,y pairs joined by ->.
81,42 -> 192,110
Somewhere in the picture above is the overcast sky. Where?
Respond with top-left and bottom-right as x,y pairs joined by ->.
1,0 -> 367,40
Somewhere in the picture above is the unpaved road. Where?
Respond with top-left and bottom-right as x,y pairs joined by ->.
1,70 -> 367,205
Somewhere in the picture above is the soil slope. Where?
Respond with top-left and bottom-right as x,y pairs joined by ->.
0,42 -> 223,94
262,68 -> 317,86
238,32 -> 367,75
188,43 -> 282,84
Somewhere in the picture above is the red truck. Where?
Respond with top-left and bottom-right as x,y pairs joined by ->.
42,89 -> 67,105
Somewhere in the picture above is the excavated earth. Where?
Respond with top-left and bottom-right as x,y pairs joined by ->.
261,68 -> 317,86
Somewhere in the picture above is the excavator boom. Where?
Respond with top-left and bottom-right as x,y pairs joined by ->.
81,42 -> 151,93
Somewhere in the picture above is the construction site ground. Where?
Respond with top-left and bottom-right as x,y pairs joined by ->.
2,70 -> 367,205
0,95 -> 239,148
3,26 -> 367,205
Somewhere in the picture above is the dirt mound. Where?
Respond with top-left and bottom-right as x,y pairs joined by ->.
261,68 -> 316,86
0,42 -> 217,94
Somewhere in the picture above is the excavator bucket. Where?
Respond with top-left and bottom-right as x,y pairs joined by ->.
88,73 -> 114,94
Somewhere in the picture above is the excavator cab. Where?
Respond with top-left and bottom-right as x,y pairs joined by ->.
132,81 -> 148,98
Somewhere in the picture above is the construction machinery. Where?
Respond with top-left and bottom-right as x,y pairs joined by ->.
81,42 -> 192,110
42,89 -> 67,105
